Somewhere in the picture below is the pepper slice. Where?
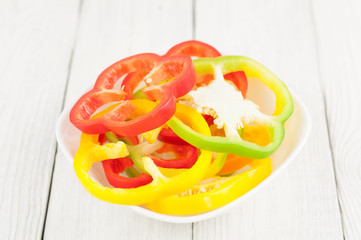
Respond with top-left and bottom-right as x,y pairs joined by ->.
157,127 -> 188,145
218,124 -> 271,175
165,40 -> 222,58
122,41 -> 247,99
156,41 -> 248,144
167,56 -> 293,159
122,99 -> 226,176
165,40 -> 248,97
102,157 -> 153,188
99,101 -> 200,170
150,143 -> 198,169
217,155 -> 253,176
144,158 -> 271,215
70,54 -> 196,136
73,99 -> 212,205
101,133 -> 151,189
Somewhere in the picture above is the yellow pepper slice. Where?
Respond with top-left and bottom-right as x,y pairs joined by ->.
73,99 -> 212,205
144,158 -> 271,215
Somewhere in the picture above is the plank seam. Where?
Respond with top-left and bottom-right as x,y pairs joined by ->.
308,0 -> 345,239
192,222 -> 194,240
40,0 -> 84,239
192,0 -> 196,39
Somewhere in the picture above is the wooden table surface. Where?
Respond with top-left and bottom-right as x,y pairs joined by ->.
1,0 -> 361,239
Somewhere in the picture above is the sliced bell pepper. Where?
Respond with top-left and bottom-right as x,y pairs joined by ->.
157,127 -> 188,145
102,157 -> 153,188
165,40 -> 222,58
98,133 -> 107,145
218,124 -> 271,175
165,40 -> 248,97
217,155 -> 253,176
70,54 -> 196,136
104,133 -> 198,170
123,99 -> 226,176
155,41 -> 248,145
167,56 -> 293,159
150,143 -> 198,169
121,41 -> 247,99
144,158 -> 271,215
73,99 -> 213,205
100,132 -> 152,188
121,71 -> 147,100
99,101 -> 201,170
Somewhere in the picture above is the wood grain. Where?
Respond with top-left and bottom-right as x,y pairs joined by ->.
311,0 -> 361,239
193,0 -> 344,239
43,0 -> 193,239
0,0 -> 80,239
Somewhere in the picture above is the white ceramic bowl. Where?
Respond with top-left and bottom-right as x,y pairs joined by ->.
56,77 -> 311,223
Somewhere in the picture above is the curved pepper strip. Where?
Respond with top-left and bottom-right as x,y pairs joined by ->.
218,124 -> 271,175
122,99 -> 226,177
97,99 -> 202,170
122,40 -> 247,100
157,41 -> 248,144
105,132 -> 199,169
70,54 -> 196,136
154,152 -> 228,180
102,157 -> 153,188
193,56 -> 293,122
165,40 -> 221,58
165,40 -> 248,97
144,158 -> 271,215
217,155 -> 253,176
121,40 -> 219,100
157,127 -> 188,145
150,143 -> 199,169
204,152 -> 228,179
166,56 -> 293,159
73,100 -> 212,205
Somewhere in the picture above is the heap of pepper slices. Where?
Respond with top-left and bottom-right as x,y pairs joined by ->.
69,41 -> 293,215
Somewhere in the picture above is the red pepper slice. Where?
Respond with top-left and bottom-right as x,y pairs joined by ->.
165,40 -> 221,57
70,53 -> 196,136
121,71 -> 148,100
102,157 -> 152,188
98,133 -> 139,145
166,40 -> 248,97
157,41 -> 248,144
224,71 -> 248,97
157,114 -> 213,145
102,139 -> 198,188
157,128 -> 188,145
120,41 -> 247,99
98,134 -> 107,145
149,143 -> 198,169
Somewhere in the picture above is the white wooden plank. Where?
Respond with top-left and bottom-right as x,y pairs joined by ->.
0,1 -> 80,239
193,0 -> 344,239
44,0 -> 193,239
311,0 -> 361,239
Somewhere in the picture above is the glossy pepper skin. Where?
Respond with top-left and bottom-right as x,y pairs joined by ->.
165,40 -> 248,97
73,99 -> 213,205
122,40 -> 248,99
102,157 -> 153,188
150,143 -> 199,169
70,54 -> 196,137
144,158 -> 271,215
156,40 -> 248,144
167,56 -> 293,159
123,99 -> 227,180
